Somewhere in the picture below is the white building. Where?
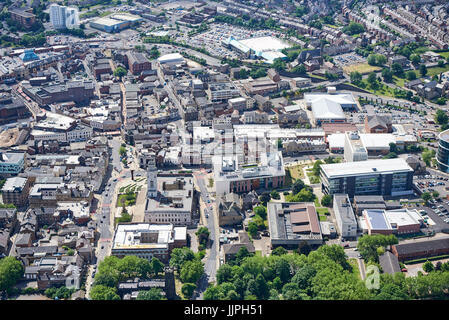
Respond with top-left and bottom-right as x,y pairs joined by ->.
333,194 -> 358,239
111,223 -> 187,262
344,131 -> 368,162
50,4 -> 79,29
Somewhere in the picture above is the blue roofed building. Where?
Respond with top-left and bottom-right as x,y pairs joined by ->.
19,49 -> 39,62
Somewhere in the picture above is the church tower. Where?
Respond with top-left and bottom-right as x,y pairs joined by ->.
147,156 -> 157,199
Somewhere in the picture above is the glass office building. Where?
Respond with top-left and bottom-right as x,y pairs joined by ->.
437,130 -> 449,173
320,158 -> 414,197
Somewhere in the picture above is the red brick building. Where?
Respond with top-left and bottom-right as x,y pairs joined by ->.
392,237 -> 449,261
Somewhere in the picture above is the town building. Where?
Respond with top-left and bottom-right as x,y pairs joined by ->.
9,8 -> 36,29
111,223 -> 187,262
392,237 -> 449,261
213,151 -> 285,196
0,152 -> 25,177
144,172 -> 195,226
333,194 -> 358,239
1,177 -> 30,207
267,202 -> 323,248
49,4 -> 79,29
437,129 -> 449,173
320,158 -> 414,197
344,131 -> 368,162
361,208 -> 423,235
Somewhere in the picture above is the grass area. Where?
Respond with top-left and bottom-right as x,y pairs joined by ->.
174,277 -> 184,299
314,198 -> 320,207
116,193 -> 137,207
286,164 -> 306,181
318,215 -> 327,221
393,76 -> 405,88
343,63 -> 381,75
306,171 -> 320,184
316,208 -> 329,215
351,79 -> 396,99
437,51 -> 449,59
349,258 -> 361,280
255,250 -> 262,257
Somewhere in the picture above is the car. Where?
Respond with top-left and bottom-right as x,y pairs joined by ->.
206,214 -> 209,218
101,246 -> 104,249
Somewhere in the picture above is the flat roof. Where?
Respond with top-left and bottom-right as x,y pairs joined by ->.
2,177 -> 27,192
365,209 -> 391,230
239,36 -> 290,52
321,158 -> 413,179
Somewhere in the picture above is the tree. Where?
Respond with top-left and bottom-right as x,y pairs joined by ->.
137,288 -> 166,300
180,260 -> 204,284
272,58 -> 286,72
113,66 -> 127,79
0,257 -> 24,293
292,179 -> 306,194
248,221 -> 258,238
93,270 -> 119,288
435,109 -> 448,125
291,64 -> 306,74
350,71 -> 362,84
367,54 -> 377,66
381,68 -> 393,83
342,22 -> 365,35
196,227 -> 210,246
216,264 -> 233,284
270,190 -> 280,200
432,191 -> 440,199
259,192 -> 271,205
421,192 -> 432,203
367,72 -> 377,86
169,247 -> 195,271
151,257 -> 164,276
419,64 -> 427,77
181,283 -> 196,299
410,54 -> 421,65
203,285 -> 223,300
357,234 -> 398,262
391,63 -> 404,77
423,261 -> 434,273
254,206 -> 267,219
271,246 -> 288,256
320,194 -> 333,207
406,71 -> 417,81
422,149 -> 435,167
90,285 -> 120,300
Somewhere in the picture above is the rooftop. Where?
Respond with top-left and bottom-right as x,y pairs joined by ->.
321,158 -> 413,179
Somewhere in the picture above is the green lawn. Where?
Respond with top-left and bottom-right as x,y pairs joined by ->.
436,51 -> 449,59
318,215 -> 327,221
316,208 -> 329,215
117,193 -> 137,207
393,76 -> 405,88
348,258 -> 361,280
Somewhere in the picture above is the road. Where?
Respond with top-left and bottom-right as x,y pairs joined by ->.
193,169 -> 219,299
86,136 -> 125,297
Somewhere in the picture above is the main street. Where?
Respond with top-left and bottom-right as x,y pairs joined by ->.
193,169 -> 219,299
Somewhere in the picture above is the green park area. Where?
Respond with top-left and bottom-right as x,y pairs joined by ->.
117,192 -> 137,207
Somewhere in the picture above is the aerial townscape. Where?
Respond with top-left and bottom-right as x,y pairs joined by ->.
2,0 -> 449,303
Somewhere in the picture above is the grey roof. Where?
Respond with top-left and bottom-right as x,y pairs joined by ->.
354,195 -> 385,204
334,194 -> 357,225
222,242 -> 255,255
379,251 -> 401,274
366,114 -> 392,129
394,237 -> 449,256
2,177 -> 27,192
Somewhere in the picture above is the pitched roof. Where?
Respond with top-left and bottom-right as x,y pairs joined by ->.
379,251 -> 401,274
393,237 -> 449,256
